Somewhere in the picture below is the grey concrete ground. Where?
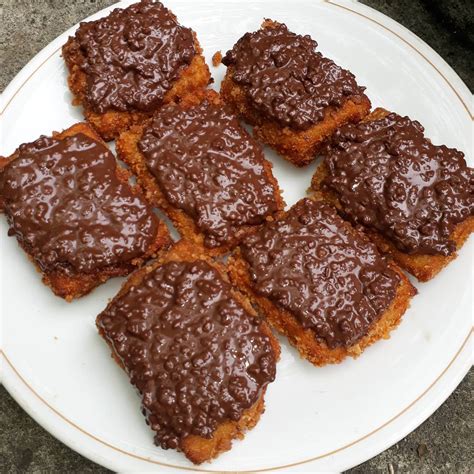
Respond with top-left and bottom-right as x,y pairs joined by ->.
0,0 -> 472,472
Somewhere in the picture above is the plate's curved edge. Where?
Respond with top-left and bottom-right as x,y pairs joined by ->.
333,331 -> 473,472
328,0 -> 472,118
0,0 -> 472,472
2,332 -> 472,473
0,350 -> 207,473
0,352 -> 117,473
2,0 -> 472,118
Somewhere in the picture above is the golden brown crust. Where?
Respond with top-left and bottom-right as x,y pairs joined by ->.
212,51 -> 222,67
181,393 -> 265,465
116,90 -> 285,256
220,20 -> 371,166
363,217 -> 474,282
310,107 -> 474,282
62,32 -> 211,141
227,221 -> 416,366
97,239 -> 280,464
221,71 -> 371,167
0,123 -> 170,301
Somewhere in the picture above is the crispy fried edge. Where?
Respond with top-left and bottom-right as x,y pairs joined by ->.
212,50 -> 223,67
220,20 -> 371,167
115,90 -> 285,256
310,107 -> 474,282
227,200 -> 417,367
62,28 -> 211,141
0,122 -> 170,301
96,239 -> 280,464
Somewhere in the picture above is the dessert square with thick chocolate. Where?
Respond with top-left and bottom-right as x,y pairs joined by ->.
62,0 -> 211,140
116,91 -> 285,255
220,20 -> 371,166
0,123 -> 170,300
96,240 -> 280,464
311,108 -> 474,281
228,198 -> 416,366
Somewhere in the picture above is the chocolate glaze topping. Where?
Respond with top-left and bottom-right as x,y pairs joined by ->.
322,113 -> 474,256
97,260 -> 276,449
222,22 -> 366,130
240,199 -> 399,348
139,101 -> 279,248
74,0 -> 195,113
0,133 -> 158,274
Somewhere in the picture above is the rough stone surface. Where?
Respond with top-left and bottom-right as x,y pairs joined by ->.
361,0 -> 473,91
0,0 -> 472,472
348,369 -> 473,473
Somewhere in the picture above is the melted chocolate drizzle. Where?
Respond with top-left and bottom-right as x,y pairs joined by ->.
322,112 -> 474,255
240,199 -> 399,348
139,101 -> 279,248
97,260 -> 276,449
223,22 -> 366,130
74,0 -> 196,113
0,133 -> 158,274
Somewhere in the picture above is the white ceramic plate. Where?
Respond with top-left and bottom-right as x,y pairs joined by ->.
1,0 -> 472,472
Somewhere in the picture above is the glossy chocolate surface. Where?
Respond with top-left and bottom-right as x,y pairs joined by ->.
74,0 -> 195,113
97,260 -> 276,449
0,133 -> 158,274
139,100 -> 279,248
322,112 -> 474,256
222,22 -> 366,130
240,199 -> 399,348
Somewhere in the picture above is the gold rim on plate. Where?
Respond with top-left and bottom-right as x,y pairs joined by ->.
1,1 -> 472,471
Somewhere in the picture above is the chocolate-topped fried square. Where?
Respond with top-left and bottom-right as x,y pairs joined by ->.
311,108 -> 474,281
220,20 -> 371,166
0,123 -> 170,300
228,198 -> 416,366
96,240 -> 280,464
62,0 -> 211,140
116,91 -> 284,255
